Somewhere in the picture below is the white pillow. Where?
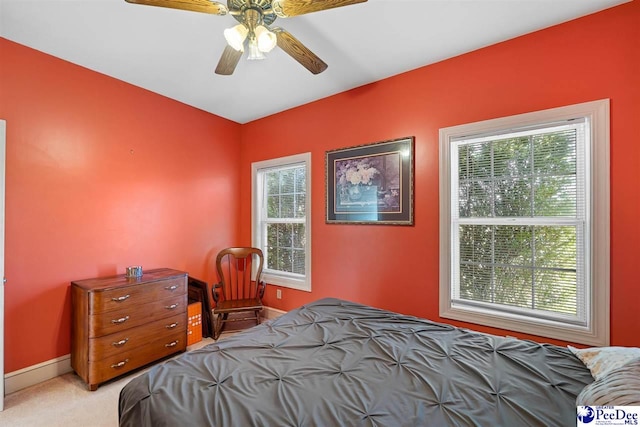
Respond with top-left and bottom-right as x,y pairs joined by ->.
577,357 -> 640,406
568,345 -> 640,380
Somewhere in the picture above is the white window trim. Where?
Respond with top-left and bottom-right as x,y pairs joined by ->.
439,99 -> 610,346
252,152 -> 312,292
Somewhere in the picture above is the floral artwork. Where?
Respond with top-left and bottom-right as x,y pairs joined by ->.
326,137 -> 414,225
335,154 -> 401,211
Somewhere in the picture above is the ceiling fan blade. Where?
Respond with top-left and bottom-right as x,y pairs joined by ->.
124,0 -> 228,15
215,46 -> 243,75
273,28 -> 327,74
272,0 -> 367,18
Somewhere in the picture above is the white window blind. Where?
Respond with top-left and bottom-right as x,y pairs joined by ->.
451,122 -> 588,326
263,164 -> 307,276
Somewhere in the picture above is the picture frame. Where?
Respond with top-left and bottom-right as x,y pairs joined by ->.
326,136 -> 414,225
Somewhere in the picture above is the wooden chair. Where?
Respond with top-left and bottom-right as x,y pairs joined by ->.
211,247 -> 265,340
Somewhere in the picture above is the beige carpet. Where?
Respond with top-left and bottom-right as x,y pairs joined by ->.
0,337 -> 219,427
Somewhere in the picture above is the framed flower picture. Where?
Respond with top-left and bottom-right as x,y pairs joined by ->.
326,137 -> 414,225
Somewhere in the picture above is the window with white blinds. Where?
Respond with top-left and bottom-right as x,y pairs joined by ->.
252,153 -> 311,292
453,122 -> 586,324
439,100 -> 610,346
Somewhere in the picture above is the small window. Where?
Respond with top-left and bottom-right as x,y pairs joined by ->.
439,100 -> 609,346
252,153 -> 311,291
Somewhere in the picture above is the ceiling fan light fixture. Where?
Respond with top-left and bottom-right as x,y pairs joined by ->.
125,0 -> 368,75
223,24 -> 248,52
255,25 -> 277,53
247,38 -> 266,60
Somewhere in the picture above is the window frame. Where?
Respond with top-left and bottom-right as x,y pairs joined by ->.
439,100 -> 610,346
252,152 -> 312,292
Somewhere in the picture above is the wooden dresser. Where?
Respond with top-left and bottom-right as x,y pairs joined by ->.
71,268 -> 188,391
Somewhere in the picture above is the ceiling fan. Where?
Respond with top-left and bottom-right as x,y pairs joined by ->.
125,0 -> 368,75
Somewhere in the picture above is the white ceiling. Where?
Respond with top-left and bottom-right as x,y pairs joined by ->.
0,0 -> 628,123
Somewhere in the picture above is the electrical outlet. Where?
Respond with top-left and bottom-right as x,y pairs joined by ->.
276,289 -> 282,299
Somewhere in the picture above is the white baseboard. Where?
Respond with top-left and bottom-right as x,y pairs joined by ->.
4,354 -> 72,395
263,306 -> 286,320
3,306 -> 287,396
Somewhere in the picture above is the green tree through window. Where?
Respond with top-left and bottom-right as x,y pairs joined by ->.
456,129 -> 580,316
264,165 -> 307,275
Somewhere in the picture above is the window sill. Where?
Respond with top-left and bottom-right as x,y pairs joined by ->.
263,272 -> 311,292
440,302 -> 608,346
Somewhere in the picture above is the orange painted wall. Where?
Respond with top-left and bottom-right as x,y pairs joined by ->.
239,1 -> 640,347
0,38 -> 242,372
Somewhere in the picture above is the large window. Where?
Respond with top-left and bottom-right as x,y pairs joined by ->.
252,153 -> 311,291
439,100 -> 609,346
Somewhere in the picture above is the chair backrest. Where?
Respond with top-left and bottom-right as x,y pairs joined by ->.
215,247 -> 264,302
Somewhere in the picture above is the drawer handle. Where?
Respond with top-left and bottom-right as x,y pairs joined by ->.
111,294 -> 130,302
111,315 -> 130,324
165,303 -> 179,310
166,322 -> 179,329
165,285 -> 178,291
112,338 -> 129,347
111,359 -> 129,369
165,340 -> 179,348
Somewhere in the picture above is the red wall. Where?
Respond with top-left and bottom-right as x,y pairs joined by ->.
0,38 -> 242,372
239,1 -> 640,347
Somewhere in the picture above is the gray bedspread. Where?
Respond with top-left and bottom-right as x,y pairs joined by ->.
118,298 -> 592,426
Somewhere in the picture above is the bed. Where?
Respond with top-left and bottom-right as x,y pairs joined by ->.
118,298 -> 592,426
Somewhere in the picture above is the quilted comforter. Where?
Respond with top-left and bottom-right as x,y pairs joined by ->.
118,298 -> 592,426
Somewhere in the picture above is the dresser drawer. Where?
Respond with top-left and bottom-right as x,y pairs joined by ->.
89,277 -> 186,315
89,293 -> 187,337
88,330 -> 186,386
88,312 -> 185,361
